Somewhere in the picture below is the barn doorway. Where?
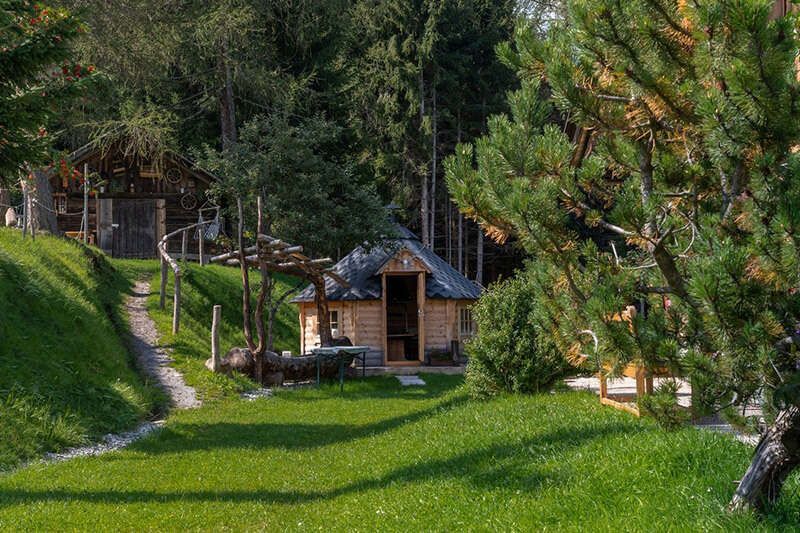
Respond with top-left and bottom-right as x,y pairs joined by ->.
385,275 -> 421,364
112,199 -> 157,258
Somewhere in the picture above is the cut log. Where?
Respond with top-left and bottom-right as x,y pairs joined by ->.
215,347 -> 344,384
262,350 -> 341,382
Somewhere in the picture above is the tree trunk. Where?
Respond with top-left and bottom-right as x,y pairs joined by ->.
419,69 -> 430,248
729,406 -> 800,513
458,212 -> 464,274
219,39 -> 237,151
218,348 -> 343,382
0,188 -> 9,225
476,224 -> 484,286
313,276 -> 333,347
251,194 -> 270,384
430,78 -> 437,249
446,201 -> 452,265
25,171 -> 59,235
262,351 -> 342,381
237,197 -> 257,355
458,215 -> 469,278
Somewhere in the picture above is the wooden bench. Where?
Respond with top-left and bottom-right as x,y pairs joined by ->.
64,231 -> 95,246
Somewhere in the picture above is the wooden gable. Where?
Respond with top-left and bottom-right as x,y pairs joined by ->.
377,248 -> 431,274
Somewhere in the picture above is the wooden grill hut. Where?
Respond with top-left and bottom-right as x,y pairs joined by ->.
47,142 -> 218,259
292,225 -> 481,367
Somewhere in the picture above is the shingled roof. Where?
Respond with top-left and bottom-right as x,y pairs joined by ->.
292,225 -> 482,302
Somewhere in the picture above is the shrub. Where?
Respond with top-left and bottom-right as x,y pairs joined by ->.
465,273 -> 568,397
638,381 -> 691,430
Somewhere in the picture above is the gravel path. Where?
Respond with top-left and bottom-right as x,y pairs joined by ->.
127,280 -> 200,409
40,280 -> 200,463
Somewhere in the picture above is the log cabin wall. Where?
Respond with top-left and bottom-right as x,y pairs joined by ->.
299,298 -> 474,366
301,300 -> 384,366
50,146 -> 218,259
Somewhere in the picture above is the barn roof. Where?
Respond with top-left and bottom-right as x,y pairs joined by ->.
64,142 -> 218,184
292,225 -> 482,302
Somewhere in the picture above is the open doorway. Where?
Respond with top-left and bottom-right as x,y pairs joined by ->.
385,275 -> 420,363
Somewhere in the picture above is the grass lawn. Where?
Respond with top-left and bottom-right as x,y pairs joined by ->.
0,230 -> 163,470
1,376 -> 797,531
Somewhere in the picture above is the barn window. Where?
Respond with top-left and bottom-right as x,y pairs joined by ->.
53,193 -> 67,214
329,310 -> 340,336
459,308 -> 476,338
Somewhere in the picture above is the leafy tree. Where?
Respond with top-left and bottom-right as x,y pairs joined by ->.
447,1 -> 800,513
199,107 -> 389,373
60,0 -> 352,152
200,111 -> 388,259
0,0 -> 93,181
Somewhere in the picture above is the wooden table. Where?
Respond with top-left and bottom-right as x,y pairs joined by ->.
312,346 -> 369,391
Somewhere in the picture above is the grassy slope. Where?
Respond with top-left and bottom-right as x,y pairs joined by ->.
135,261 -> 301,400
0,377 -> 796,530
0,230 -> 162,470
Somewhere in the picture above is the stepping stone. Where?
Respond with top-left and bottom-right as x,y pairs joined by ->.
396,375 -> 426,386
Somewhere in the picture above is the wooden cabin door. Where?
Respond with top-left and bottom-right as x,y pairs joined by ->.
112,199 -> 157,258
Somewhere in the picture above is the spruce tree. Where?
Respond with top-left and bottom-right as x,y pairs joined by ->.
447,0 -> 800,512
344,0 -> 515,253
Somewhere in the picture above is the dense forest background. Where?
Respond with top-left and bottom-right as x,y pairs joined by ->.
42,0 -> 560,283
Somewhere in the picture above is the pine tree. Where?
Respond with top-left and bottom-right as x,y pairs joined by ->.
0,1 -> 91,181
447,0 -> 800,512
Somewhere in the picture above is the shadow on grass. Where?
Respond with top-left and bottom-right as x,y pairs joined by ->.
133,391 -> 470,454
0,422 -> 633,507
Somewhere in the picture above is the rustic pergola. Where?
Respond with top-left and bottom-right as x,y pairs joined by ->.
210,233 -> 349,347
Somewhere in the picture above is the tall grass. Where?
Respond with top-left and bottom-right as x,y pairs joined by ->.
0,229 -> 162,469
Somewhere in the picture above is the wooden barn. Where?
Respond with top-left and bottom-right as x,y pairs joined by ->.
293,225 -> 481,367
48,143 -> 218,259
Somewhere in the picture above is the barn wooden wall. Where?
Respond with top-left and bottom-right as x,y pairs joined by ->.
50,149 -> 217,258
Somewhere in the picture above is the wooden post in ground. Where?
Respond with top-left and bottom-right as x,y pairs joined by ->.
198,230 -> 205,266
598,371 -> 608,400
172,271 -> 181,334
82,163 -> 89,244
21,181 -> 27,239
635,367 -> 646,398
181,229 -> 188,261
211,305 -> 221,372
160,255 -> 168,310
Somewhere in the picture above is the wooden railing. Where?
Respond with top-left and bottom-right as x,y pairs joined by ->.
157,220 -> 214,334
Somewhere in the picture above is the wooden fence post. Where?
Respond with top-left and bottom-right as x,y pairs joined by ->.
160,255 -> 168,310
181,229 -> 188,261
198,228 -> 205,266
20,176 -> 27,239
172,271 -> 181,334
211,305 -> 221,372
82,163 -> 89,245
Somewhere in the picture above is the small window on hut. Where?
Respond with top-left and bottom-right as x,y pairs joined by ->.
459,308 -> 476,338
329,310 -> 340,336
